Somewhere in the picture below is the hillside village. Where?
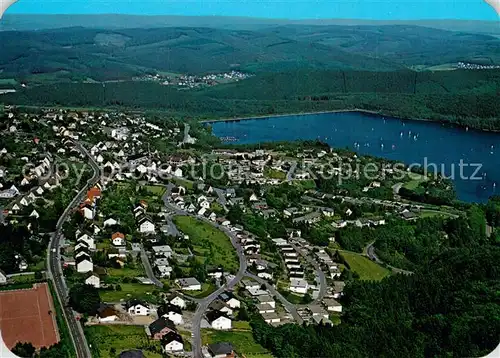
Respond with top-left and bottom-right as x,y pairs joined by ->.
0,106 -> 463,357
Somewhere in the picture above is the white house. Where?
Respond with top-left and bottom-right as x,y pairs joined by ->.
256,295 -> 275,309
162,308 -> 183,325
262,312 -> 281,324
169,296 -> 187,309
85,273 -> 100,288
0,270 -> 7,284
152,245 -> 173,258
206,311 -> 232,330
126,300 -> 150,316
162,332 -> 184,353
74,242 -> 89,252
76,256 -> 93,273
30,210 -> 40,219
77,234 -> 95,250
103,218 -> 118,227
289,278 -> 309,295
324,298 -> 343,313
138,217 -> 155,234
176,277 -> 201,291
81,206 -> 95,220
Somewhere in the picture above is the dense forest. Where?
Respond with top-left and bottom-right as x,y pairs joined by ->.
3,68 -> 500,130
251,245 -> 500,358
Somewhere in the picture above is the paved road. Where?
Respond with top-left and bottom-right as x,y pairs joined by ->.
162,198 -> 247,358
289,242 -> 327,304
213,188 -> 229,210
139,245 -> 164,288
286,161 -> 297,181
245,272 -> 303,324
47,141 -> 99,358
365,242 -> 413,275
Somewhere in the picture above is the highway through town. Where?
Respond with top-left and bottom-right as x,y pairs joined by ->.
47,141 -> 100,358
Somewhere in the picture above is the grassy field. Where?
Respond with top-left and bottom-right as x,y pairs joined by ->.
341,252 -> 390,281
403,173 -> 428,190
106,266 -> 145,279
264,167 -> 286,180
201,329 -> 273,358
85,325 -> 162,358
173,216 -> 239,273
10,273 -> 38,284
145,185 -> 166,196
99,283 -> 158,302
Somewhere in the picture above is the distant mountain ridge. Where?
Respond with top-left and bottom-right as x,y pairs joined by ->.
1,14 -> 499,35
0,24 -> 499,82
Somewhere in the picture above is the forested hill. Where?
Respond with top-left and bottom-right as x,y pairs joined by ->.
251,245 -> 500,358
1,24 -> 500,81
4,69 -> 500,130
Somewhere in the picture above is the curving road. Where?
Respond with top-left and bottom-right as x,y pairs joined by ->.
365,242 -> 414,275
162,195 -> 247,358
47,141 -> 100,358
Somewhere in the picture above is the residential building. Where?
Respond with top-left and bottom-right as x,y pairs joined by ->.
85,272 -> 100,288
160,304 -> 183,325
75,255 -> 93,273
176,277 -> 202,291
262,312 -> 281,324
289,278 -> 308,295
162,331 -> 184,353
208,342 -> 235,358
323,298 -> 343,313
0,270 -> 7,284
126,300 -> 150,316
206,311 -> 232,330
169,296 -> 187,309
148,317 -> 176,340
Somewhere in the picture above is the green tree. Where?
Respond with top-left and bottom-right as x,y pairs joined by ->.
68,284 -> 101,315
11,342 -> 36,357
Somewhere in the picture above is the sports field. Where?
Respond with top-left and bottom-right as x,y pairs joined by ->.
0,283 -> 60,349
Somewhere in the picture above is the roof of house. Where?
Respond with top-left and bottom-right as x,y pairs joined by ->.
161,331 -> 183,345
75,254 -> 92,265
159,304 -> 182,316
119,350 -> 144,358
148,317 -> 176,336
205,310 -> 230,324
208,299 -> 229,312
208,342 -> 234,356
256,295 -> 274,303
218,291 -> 237,303
323,298 -> 342,307
126,299 -> 149,310
177,277 -> 201,287
112,232 -> 125,240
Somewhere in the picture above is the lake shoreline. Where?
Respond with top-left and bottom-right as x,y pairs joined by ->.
202,109 -> 499,134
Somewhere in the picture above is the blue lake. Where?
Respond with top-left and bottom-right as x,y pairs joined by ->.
210,112 -> 500,203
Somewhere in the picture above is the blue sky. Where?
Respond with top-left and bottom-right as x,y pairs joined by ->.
6,0 -> 500,20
